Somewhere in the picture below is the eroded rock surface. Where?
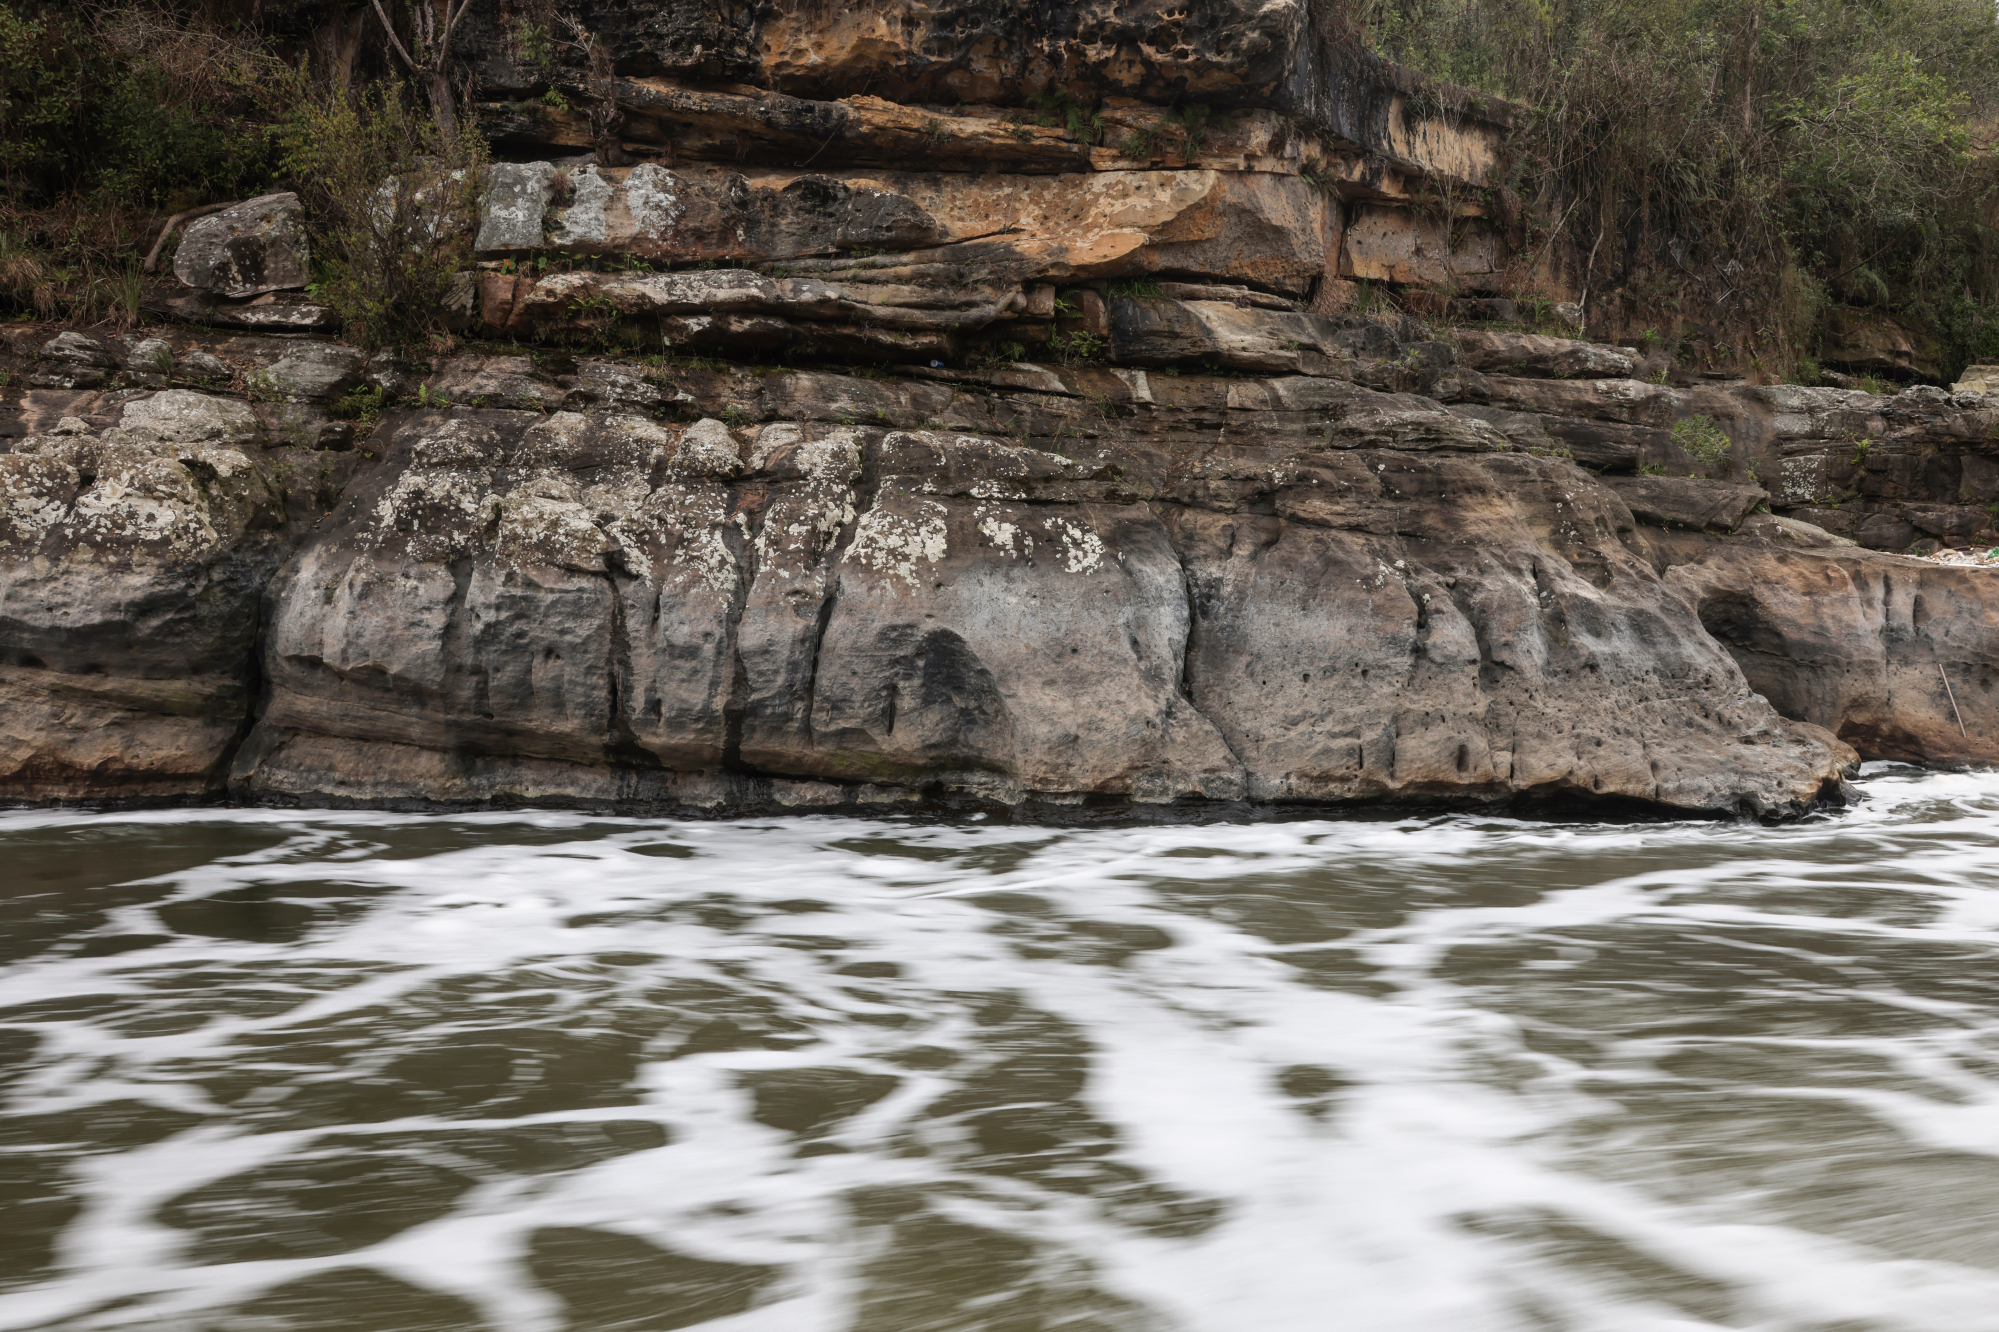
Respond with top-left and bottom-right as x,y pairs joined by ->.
9,322 -> 1997,817
0,394 -> 286,798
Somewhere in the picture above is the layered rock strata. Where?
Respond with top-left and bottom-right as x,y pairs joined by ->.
25,321 -> 1987,816
11,0 -> 1996,816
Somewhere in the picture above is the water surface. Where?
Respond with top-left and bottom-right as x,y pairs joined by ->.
6,769 -> 1999,1331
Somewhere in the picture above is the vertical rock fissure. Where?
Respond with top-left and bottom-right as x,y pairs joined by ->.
599,567 -> 660,770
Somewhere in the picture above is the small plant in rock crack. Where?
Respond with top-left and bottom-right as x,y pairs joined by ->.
415,382 -> 452,409
329,384 -> 388,426
1671,414 -> 1733,468
721,404 -> 751,427
1048,330 -> 1108,364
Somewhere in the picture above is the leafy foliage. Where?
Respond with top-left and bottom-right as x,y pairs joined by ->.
273,71 -> 486,349
1350,0 -> 1999,378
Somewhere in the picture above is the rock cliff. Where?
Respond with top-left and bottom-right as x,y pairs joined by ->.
5,0 -> 1996,817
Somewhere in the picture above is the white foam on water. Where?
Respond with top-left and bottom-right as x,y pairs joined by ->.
5,769 -> 1999,1329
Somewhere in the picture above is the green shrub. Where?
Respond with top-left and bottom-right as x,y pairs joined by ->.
274,72 -> 486,349
1353,0 -> 1999,377
1671,415 -> 1733,468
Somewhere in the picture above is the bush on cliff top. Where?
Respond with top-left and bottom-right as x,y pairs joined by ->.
1352,0 -> 1999,378
272,71 -> 486,350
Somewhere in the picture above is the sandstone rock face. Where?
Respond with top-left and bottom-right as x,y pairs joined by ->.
1954,365 -> 1999,395
1654,528 -> 1999,765
173,194 -> 310,299
195,353 -> 1857,817
0,395 -> 285,799
1603,475 -> 1767,532
19,322 -> 1999,816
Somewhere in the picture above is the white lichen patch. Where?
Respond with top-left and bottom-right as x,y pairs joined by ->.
119,390 -> 260,445
643,487 -> 737,594
624,164 -> 686,241
844,499 -> 948,591
1780,454 -> 1831,504
0,455 -> 77,545
514,413 -> 596,469
369,467 -> 494,562
747,423 -> 803,473
1048,517 -> 1107,574
70,452 -> 219,556
670,418 -> 743,478
755,490 -> 855,569
409,418 -> 503,467
495,493 -> 617,572
975,505 -> 1033,559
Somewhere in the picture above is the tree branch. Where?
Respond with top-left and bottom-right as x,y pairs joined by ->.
142,203 -> 232,273
368,0 -> 419,72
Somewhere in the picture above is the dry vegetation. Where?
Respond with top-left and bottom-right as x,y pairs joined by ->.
1348,0 -> 1999,378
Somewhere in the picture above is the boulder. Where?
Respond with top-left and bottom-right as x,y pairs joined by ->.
1656,527 -> 1999,765
173,193 -> 310,298
0,397 -> 288,799
1952,365 -> 1999,395
425,355 -> 559,411
179,350 -> 234,384
121,337 -> 176,386
254,344 -> 366,403
30,332 -> 118,390
118,390 -> 261,445
1107,296 -> 1343,374
1452,330 -> 1636,380
1604,475 -> 1768,531
476,161 -> 558,253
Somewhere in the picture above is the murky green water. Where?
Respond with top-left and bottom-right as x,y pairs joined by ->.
5,767 -> 1999,1331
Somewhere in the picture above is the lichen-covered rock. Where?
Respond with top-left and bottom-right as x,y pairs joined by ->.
31,332 -> 117,390
118,390 -> 261,445
0,393 -> 287,798
670,419 -> 743,478
1452,330 -> 1637,380
173,193 -> 310,299
254,343 -> 366,403
218,377 -> 1858,816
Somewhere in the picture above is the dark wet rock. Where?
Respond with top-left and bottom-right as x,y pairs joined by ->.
173,192 -> 310,298
256,342 -> 367,402
178,349 -> 233,384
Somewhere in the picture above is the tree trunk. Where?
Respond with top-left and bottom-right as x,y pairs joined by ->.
423,67 -> 459,150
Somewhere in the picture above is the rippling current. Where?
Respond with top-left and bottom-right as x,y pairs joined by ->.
8,770 -> 1999,1331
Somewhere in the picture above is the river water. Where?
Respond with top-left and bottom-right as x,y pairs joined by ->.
6,768 -> 1999,1332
